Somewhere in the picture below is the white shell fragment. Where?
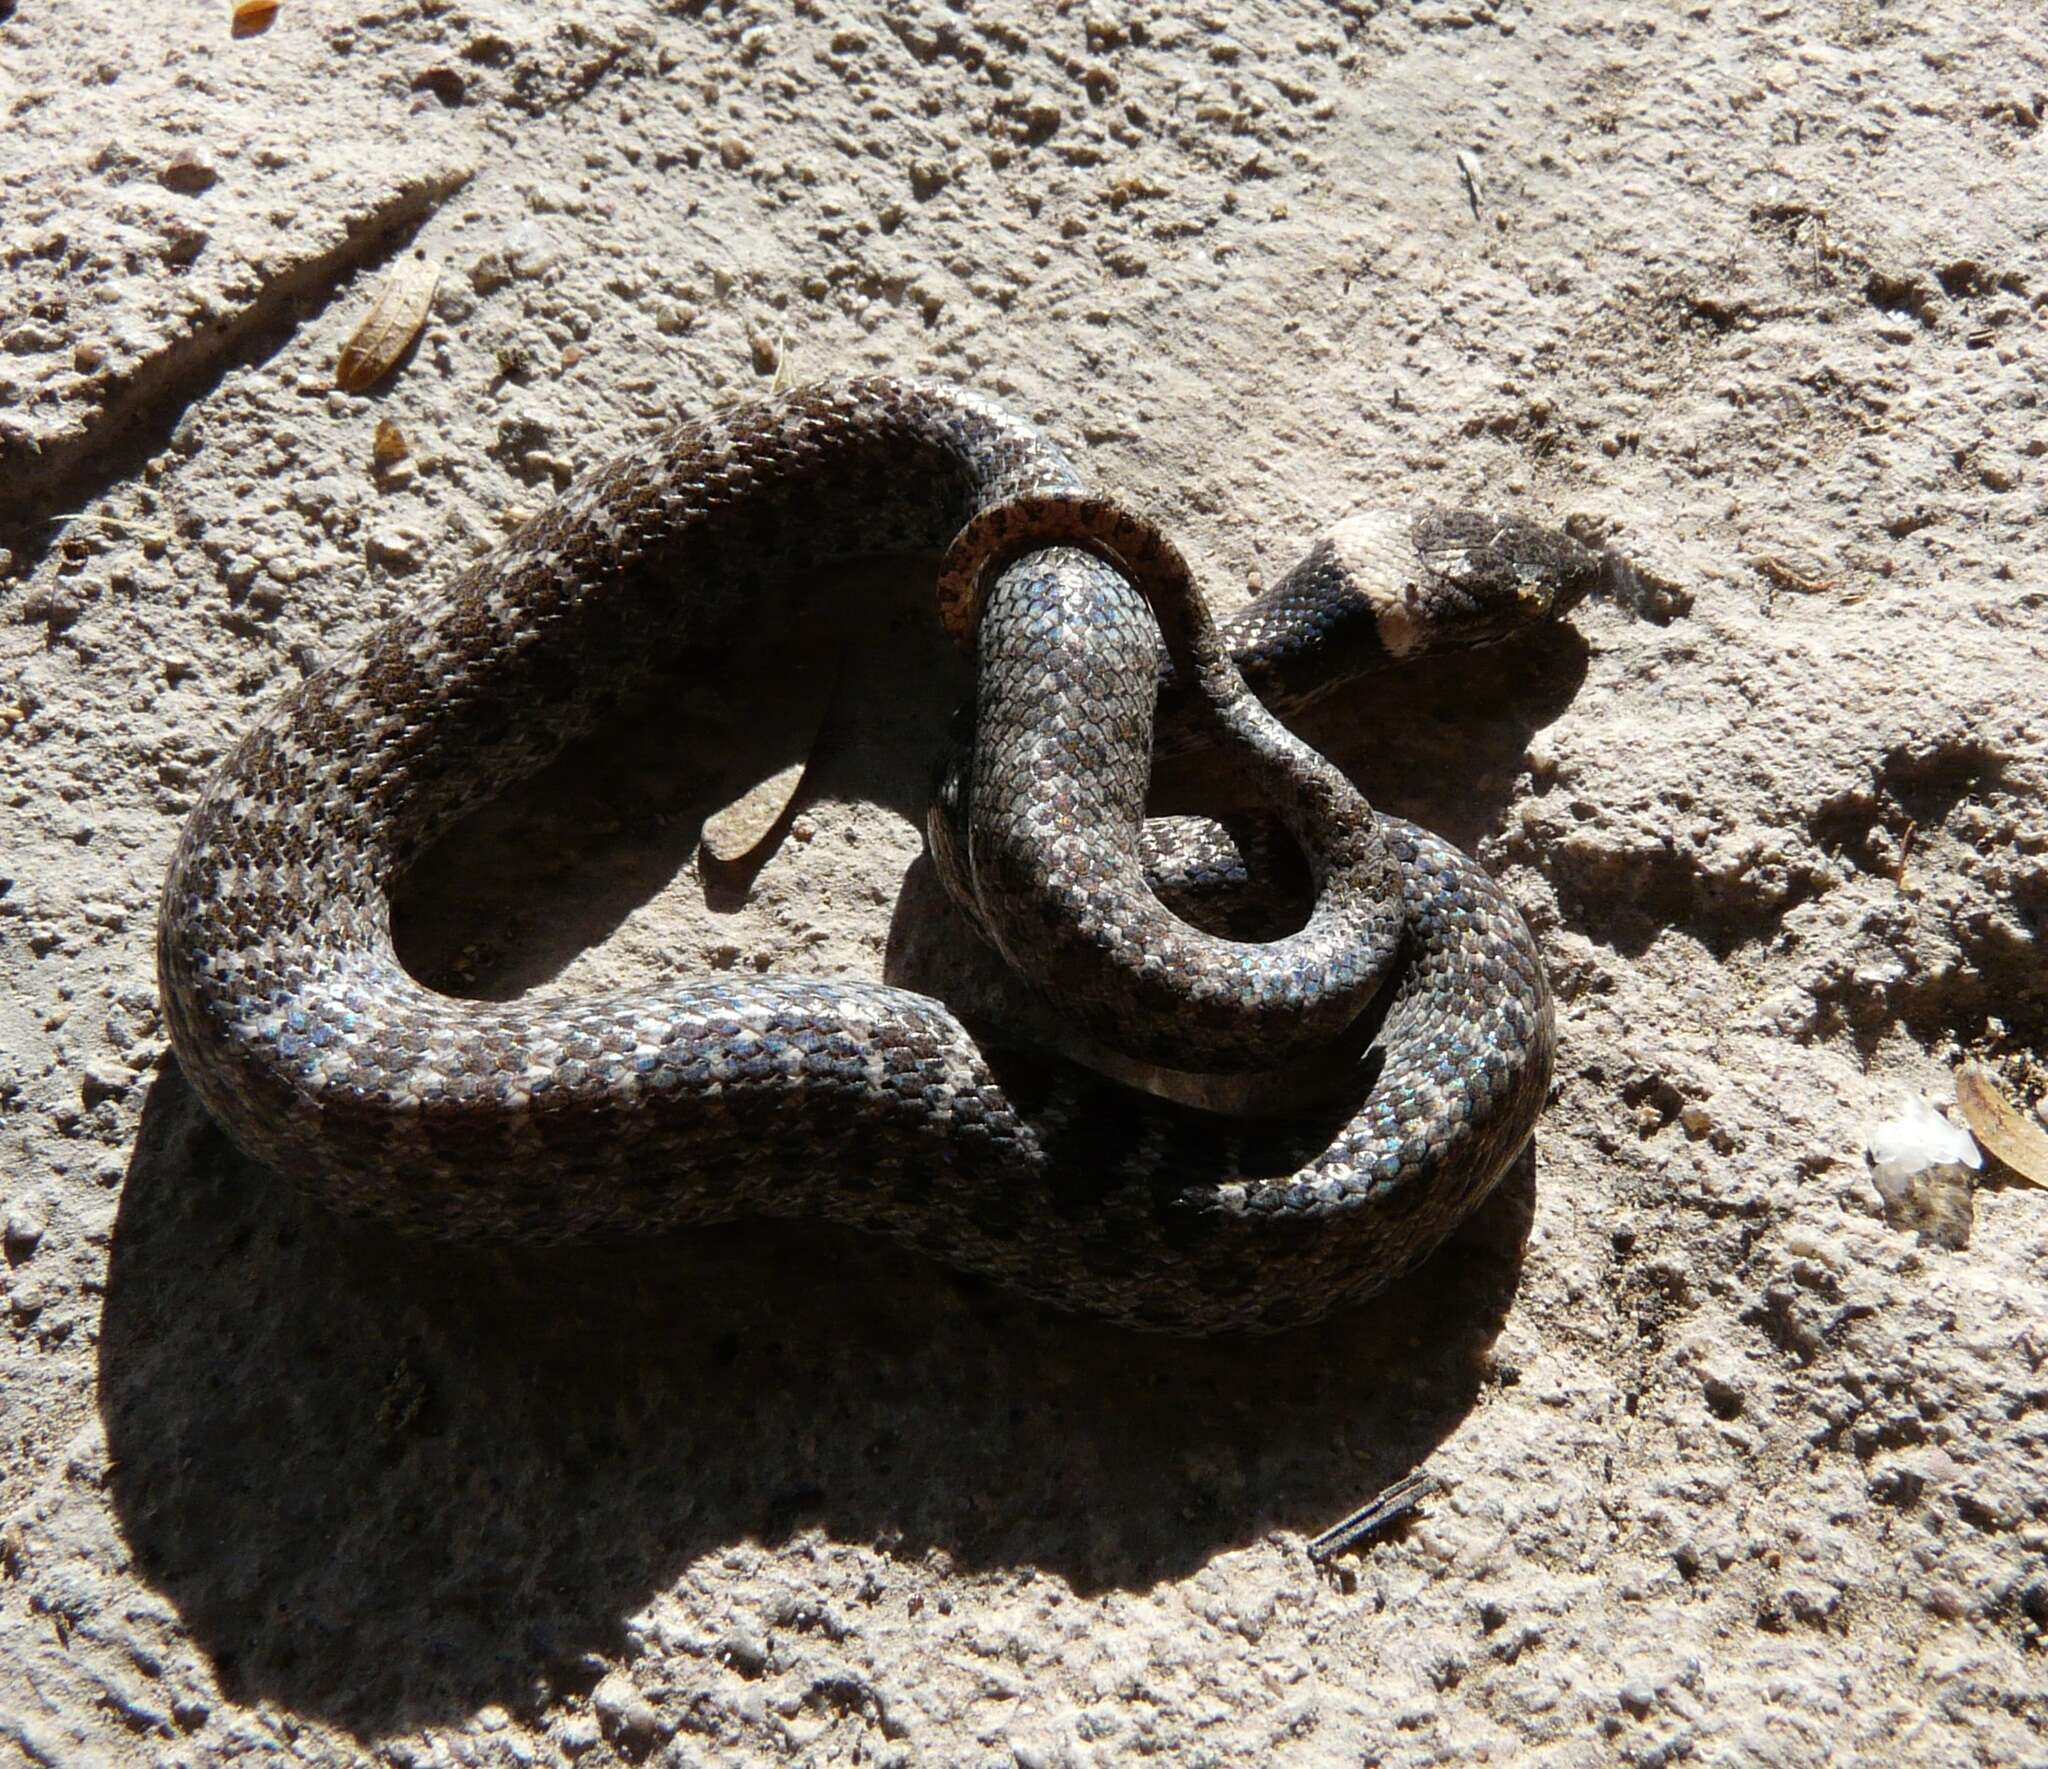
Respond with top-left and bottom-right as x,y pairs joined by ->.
1867,1093 -> 1982,1184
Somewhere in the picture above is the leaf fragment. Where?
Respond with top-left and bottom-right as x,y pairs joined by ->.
700,670 -> 837,869
336,257 -> 440,393
1954,1064 -> 2048,1187
701,760 -> 810,866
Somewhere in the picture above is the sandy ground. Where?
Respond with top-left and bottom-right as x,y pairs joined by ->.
3,1 -> 2047,1764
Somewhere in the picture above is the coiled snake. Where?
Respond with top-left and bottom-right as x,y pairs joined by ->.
158,379 -> 1620,1333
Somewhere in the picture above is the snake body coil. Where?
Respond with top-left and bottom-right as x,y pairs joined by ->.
158,379 -> 1611,1333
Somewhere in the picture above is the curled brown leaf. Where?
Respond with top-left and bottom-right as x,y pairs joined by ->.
1955,1065 -> 2048,1187
336,258 -> 440,393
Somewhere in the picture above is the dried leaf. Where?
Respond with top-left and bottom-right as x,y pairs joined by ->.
372,419 -> 409,465
231,0 -> 280,36
336,257 -> 440,393
701,759 -> 810,865
701,671 -> 836,868
1955,1065 -> 2048,1187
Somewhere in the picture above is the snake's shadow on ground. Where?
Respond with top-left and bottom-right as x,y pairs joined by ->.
102,1071 -> 1539,1738
100,561 -> 1589,1737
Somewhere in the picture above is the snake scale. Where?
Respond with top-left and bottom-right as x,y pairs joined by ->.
158,378 -> 1621,1333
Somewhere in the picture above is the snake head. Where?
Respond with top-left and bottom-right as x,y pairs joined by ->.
1234,509 -> 1628,711
1404,507 -> 1689,639
1386,508 -> 1618,653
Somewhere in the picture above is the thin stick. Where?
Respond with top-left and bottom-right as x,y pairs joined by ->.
1307,1470 -> 1438,1564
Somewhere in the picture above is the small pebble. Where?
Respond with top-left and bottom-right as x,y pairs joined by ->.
592,1673 -> 670,1752
411,66 -> 466,107
470,251 -> 514,294
160,149 -> 218,195
365,527 -> 430,573
720,1627 -> 769,1677
3,1208 -> 46,1259
555,1714 -> 600,1757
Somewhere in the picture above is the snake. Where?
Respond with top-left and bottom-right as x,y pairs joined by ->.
156,378 -> 1624,1334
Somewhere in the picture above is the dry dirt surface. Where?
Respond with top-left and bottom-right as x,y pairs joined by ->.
3,2 -> 2047,1765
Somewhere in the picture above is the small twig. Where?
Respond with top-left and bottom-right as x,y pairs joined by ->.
1751,555 -> 1838,596
1307,1470 -> 1439,1565
46,512 -> 173,546
1454,150 -> 1484,222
